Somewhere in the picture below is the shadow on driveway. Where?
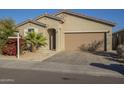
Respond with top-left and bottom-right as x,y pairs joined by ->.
91,51 -> 124,63
90,63 -> 124,75
92,51 -> 117,58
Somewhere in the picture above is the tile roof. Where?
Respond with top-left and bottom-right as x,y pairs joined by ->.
34,14 -> 64,22
55,10 -> 116,26
16,19 -> 46,27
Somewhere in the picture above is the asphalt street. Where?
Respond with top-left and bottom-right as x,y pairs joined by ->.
0,67 -> 124,84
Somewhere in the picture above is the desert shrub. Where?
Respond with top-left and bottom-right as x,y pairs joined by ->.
117,44 -> 124,58
2,38 -> 24,56
79,40 -> 103,52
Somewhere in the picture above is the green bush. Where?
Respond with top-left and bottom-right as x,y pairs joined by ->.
25,32 -> 47,52
0,18 -> 17,53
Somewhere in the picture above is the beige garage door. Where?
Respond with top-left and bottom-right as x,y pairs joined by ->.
65,32 -> 105,51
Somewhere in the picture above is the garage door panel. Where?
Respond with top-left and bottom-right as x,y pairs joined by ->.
65,32 -> 104,51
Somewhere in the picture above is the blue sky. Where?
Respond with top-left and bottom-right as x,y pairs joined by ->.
0,9 -> 123,32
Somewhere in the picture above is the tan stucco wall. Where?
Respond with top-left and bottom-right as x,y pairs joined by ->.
36,17 -> 61,29
16,23 -> 45,36
56,13 -> 113,51
36,17 -> 64,51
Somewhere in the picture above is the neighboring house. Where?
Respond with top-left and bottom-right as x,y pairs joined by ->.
16,10 -> 116,51
112,29 -> 124,50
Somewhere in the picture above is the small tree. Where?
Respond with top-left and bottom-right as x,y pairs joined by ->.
117,44 -> 124,58
0,18 -> 17,53
25,32 -> 47,52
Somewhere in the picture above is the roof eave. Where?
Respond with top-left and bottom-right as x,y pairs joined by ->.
34,14 -> 64,23
55,10 -> 116,27
16,20 -> 46,28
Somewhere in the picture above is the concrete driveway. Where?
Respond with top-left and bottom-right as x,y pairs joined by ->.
42,51 -> 124,77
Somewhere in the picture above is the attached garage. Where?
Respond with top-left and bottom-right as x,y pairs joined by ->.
65,32 -> 106,51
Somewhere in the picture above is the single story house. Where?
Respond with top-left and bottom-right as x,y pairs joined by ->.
16,10 -> 116,51
112,29 -> 124,50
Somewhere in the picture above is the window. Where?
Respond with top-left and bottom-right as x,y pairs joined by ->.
28,28 -> 34,33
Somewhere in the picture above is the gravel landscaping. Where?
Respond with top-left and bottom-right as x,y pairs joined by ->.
0,49 -> 57,61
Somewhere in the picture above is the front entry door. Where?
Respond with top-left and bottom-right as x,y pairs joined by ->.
48,29 -> 56,50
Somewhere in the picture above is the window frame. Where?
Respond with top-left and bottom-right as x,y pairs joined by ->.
28,28 -> 35,33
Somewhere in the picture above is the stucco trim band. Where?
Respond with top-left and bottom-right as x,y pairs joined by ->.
64,30 -> 109,33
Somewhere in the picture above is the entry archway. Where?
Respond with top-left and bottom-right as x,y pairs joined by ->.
47,28 -> 56,50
